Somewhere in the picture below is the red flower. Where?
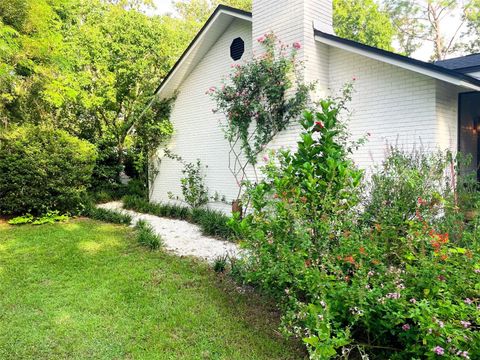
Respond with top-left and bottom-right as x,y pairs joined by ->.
315,121 -> 325,129
417,197 -> 428,206
293,42 -> 302,50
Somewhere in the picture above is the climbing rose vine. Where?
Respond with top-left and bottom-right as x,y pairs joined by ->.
209,32 -> 312,192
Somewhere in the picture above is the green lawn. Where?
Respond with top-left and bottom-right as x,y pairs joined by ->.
0,219 -> 304,359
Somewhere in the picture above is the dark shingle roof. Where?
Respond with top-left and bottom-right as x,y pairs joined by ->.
435,54 -> 480,72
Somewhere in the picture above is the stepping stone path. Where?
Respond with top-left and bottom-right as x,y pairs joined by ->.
97,202 -> 240,263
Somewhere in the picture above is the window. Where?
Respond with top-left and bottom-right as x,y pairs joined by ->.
230,37 -> 245,61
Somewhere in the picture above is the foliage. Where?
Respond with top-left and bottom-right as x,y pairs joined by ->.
363,147 -> 453,238
228,99 -> 480,359
167,156 -> 211,208
213,254 -> 229,273
123,194 -> 191,220
210,32 -> 312,194
135,219 -> 162,250
0,125 -> 97,216
333,0 -> 394,51
173,0 -> 252,24
191,207 -> 233,239
85,206 -> 133,225
0,0 -> 177,191
0,219 -> 305,359
122,195 -> 235,240
8,211 -> 69,225
384,0 -> 474,60
7,214 -> 34,225
179,159 -> 210,208
465,0 -> 480,52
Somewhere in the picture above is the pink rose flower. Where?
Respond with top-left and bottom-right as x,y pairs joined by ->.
293,42 -> 301,49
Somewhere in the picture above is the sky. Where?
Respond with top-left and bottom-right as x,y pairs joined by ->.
149,0 -> 467,61
152,0 -> 174,15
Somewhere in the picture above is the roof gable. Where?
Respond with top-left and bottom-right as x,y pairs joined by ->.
155,5 -> 480,100
155,5 -> 252,99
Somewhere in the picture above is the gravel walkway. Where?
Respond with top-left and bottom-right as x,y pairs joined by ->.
97,202 -> 240,263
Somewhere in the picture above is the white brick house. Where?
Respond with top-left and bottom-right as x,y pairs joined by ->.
150,0 -> 480,212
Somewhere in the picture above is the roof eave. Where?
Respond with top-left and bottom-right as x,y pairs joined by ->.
155,5 -> 252,99
315,30 -> 480,92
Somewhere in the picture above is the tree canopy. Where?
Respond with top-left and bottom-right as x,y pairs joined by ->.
334,0 -> 395,51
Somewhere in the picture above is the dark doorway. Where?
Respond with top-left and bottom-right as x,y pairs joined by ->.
458,92 -> 480,177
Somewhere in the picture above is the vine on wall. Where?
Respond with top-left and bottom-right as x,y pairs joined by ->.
209,33 -> 313,199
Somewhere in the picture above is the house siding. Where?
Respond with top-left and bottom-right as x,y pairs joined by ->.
150,19 -> 252,211
328,48 -> 440,172
435,80 -> 461,153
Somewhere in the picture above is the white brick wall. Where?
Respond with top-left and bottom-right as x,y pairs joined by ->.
435,80 -> 460,152
328,49 -> 465,175
150,19 -> 253,212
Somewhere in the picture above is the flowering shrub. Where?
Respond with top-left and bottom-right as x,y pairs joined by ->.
210,32 -> 312,194
229,99 -> 480,359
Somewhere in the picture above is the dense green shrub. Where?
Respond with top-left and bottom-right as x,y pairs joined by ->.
229,103 -> 480,359
135,220 -> 162,250
363,148 -> 453,235
89,138 -> 122,192
0,125 -> 97,215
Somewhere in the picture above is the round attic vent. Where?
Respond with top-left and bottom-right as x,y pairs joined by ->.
230,37 -> 245,61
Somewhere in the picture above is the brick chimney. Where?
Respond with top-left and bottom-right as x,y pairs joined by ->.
252,0 -> 333,96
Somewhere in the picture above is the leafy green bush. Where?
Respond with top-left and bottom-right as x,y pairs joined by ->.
89,138 -> 122,193
135,220 -> 162,250
229,103 -> 480,359
0,125 -> 97,215
9,211 -> 69,225
363,147 -> 453,235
